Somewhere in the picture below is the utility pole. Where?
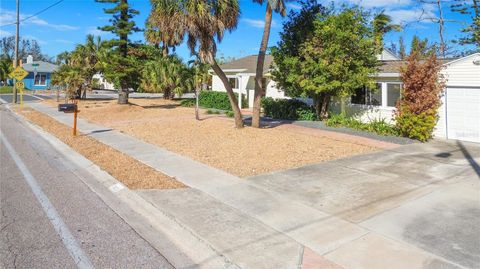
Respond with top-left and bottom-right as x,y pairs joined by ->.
13,0 -> 20,104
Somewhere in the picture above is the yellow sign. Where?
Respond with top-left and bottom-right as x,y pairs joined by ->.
9,66 -> 29,81
15,81 -> 25,89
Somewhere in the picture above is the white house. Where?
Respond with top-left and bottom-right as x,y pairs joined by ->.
211,51 -> 480,143
92,73 -> 115,90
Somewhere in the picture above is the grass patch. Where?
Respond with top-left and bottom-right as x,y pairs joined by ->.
0,86 -> 13,94
206,109 -> 221,114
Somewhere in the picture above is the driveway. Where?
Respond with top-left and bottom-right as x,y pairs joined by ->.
248,140 -> 479,269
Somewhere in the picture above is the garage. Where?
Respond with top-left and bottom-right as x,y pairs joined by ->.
445,87 -> 480,143
435,53 -> 480,143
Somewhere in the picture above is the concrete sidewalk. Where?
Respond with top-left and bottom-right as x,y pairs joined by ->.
26,102 -> 479,268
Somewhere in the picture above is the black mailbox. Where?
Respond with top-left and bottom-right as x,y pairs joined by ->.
58,103 -> 77,113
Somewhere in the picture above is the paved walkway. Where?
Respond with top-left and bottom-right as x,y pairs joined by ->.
26,102 -> 480,269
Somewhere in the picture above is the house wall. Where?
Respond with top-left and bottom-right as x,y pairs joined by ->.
92,73 -> 115,90
434,53 -> 480,138
23,72 -> 53,90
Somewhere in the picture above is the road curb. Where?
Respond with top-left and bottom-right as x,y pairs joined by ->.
7,104 -> 240,269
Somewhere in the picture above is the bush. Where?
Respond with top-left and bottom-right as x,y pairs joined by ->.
395,109 -> 437,142
199,91 -> 247,110
206,109 -> 220,114
326,113 -> 399,137
180,98 -> 195,107
261,97 -> 316,121
225,111 -> 234,117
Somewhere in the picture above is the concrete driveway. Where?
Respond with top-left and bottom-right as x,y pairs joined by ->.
248,140 -> 479,269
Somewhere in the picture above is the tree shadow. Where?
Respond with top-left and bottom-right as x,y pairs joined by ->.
457,140 -> 480,178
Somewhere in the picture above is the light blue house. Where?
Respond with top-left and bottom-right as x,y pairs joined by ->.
22,55 -> 58,90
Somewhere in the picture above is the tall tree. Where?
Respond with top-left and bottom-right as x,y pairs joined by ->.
410,35 -> 433,56
271,0 -> 330,116
251,0 -> 287,128
146,0 -> 184,56
419,0 -> 450,57
182,0 -> 244,128
451,0 -> 480,49
372,11 -> 401,54
298,8 -> 377,119
399,36 -> 407,59
96,0 -> 141,104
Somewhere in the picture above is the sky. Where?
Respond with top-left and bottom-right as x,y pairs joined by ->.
0,0 -> 476,62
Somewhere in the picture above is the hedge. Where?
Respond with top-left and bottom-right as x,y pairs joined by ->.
199,91 -> 247,110
261,97 -> 316,121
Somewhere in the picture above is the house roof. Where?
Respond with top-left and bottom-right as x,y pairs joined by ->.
378,58 -> 457,74
219,55 -> 273,74
22,61 -> 58,73
218,54 -> 460,77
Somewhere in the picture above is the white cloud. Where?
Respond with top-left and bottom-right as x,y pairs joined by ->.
0,10 -> 78,31
54,39 -> 74,44
386,4 -> 436,25
243,18 -> 278,29
286,3 -> 302,10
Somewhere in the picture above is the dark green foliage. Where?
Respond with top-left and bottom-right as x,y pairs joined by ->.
326,113 -> 399,137
199,91 -> 247,110
96,0 -> 141,99
271,0 -> 330,98
180,98 -> 195,107
395,110 -> 437,142
225,111 -> 235,118
261,97 -> 316,121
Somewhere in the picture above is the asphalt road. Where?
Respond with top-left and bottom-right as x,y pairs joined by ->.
0,105 -> 174,269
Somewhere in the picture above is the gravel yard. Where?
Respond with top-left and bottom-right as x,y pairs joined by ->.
43,98 -> 379,177
15,106 -> 185,189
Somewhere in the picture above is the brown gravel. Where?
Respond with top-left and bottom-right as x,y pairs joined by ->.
42,99 -> 379,177
15,106 -> 186,189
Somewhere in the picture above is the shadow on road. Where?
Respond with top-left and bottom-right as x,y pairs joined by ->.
457,140 -> 480,178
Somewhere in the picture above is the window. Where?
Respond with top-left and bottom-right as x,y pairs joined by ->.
351,87 -> 367,105
351,83 -> 382,106
228,78 -> 238,89
34,74 -> 47,86
387,83 -> 401,107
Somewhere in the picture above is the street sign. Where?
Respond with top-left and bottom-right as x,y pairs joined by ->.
9,66 -> 29,81
15,81 -> 24,89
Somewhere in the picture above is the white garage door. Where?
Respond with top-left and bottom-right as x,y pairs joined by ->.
446,87 -> 480,143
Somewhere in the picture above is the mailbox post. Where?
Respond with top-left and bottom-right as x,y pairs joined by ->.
58,102 -> 79,136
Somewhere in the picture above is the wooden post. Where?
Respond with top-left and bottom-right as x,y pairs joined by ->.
73,103 -> 78,136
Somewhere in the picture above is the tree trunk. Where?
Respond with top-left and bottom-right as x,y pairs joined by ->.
252,3 -> 273,128
211,60 -> 244,128
195,86 -> 200,120
320,93 -> 331,120
313,93 -> 322,120
118,90 -> 128,104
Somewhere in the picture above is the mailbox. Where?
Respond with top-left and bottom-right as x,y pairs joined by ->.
58,103 -> 77,113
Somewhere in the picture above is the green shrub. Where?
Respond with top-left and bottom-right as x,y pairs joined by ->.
326,113 -> 399,137
206,109 -> 220,114
180,98 -> 195,107
395,110 -> 437,142
0,86 -> 13,94
261,97 -> 316,121
225,111 -> 234,117
199,91 -> 247,110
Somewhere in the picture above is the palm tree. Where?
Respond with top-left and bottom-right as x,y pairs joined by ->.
184,0 -> 244,128
251,0 -> 287,128
188,54 -> 210,120
373,12 -> 401,54
146,0 -> 185,56
0,57 -> 13,84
